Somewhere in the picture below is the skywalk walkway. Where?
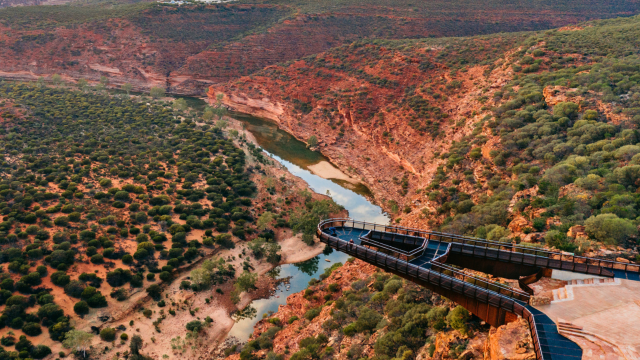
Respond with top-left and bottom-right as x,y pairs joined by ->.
317,219 -> 640,360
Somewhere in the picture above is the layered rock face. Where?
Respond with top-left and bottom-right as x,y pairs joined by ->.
210,37 -> 519,215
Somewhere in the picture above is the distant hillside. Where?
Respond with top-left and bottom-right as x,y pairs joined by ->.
0,0 -> 638,94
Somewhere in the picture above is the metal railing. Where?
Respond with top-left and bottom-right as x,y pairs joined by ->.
367,230 -> 426,247
430,262 -> 531,302
354,231 -> 531,301
432,242 -> 451,264
318,218 -> 640,276
317,220 -> 529,315
318,219 -> 543,359
522,308 -> 545,360
359,230 -> 427,261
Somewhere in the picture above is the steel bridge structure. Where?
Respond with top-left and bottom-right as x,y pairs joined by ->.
317,218 -> 640,360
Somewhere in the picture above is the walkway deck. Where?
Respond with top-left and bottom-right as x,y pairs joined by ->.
318,219 -> 640,360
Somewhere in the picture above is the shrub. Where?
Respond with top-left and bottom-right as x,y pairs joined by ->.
106,268 -> 132,287
22,322 -> 42,336
553,102 -> 579,119
159,271 -> 172,282
585,214 -> 637,245
354,308 -> 382,333
74,301 -> 89,315
446,305 -> 470,335
186,320 -> 204,332
90,254 -> 104,264
120,333 -> 128,341
37,303 -> 64,324
64,281 -> 86,298
100,328 -> 116,341
343,323 -> 357,337
146,284 -> 162,300
30,345 -> 52,359
122,254 -> 134,264
304,307 -> 321,321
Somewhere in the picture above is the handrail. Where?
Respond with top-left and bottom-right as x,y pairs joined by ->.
430,262 -> 530,302
319,218 -> 640,275
523,308 -> 545,360
432,243 -> 451,264
318,220 -> 531,305
359,237 -> 425,261
359,231 -> 426,259
318,219 -> 544,360
356,230 -> 530,301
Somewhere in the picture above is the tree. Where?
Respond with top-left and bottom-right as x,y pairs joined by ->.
150,87 -> 165,99
257,212 -> 274,230
585,214 -> 637,245
130,335 -> 143,355
51,74 -> 62,86
77,78 -> 88,92
146,284 -> 162,300
122,83 -> 132,95
307,135 -> 318,148
63,330 -> 93,358
235,271 -> 257,293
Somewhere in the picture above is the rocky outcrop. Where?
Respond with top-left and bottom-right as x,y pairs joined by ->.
485,318 -> 536,360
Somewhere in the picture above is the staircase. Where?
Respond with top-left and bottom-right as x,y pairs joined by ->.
552,278 -> 620,303
557,320 -> 638,360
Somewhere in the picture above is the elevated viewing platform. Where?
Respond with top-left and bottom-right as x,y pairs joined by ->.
317,219 -> 640,360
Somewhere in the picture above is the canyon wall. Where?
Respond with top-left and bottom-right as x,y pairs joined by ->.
0,2 -> 638,94
210,36 -> 519,219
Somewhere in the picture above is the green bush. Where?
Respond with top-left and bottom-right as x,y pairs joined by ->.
186,320 -> 204,332
304,307 -> 322,321
342,323 -> 357,337
446,305 -> 470,335
585,214 -> 637,245
74,301 -> 89,315
100,328 -> 116,341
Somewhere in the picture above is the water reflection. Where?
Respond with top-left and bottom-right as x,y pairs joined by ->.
230,112 -> 389,224
224,112 -> 389,341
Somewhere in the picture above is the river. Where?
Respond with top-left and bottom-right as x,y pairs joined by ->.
225,111 -> 389,341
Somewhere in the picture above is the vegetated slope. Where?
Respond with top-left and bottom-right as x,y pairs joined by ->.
215,14 -> 640,260
0,81 -> 348,358
221,257 -> 534,360
0,0 -> 638,95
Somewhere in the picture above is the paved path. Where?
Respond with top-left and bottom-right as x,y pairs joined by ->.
536,278 -> 640,358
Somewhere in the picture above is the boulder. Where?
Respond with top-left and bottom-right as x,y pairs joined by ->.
508,216 -> 530,233
522,233 -> 543,243
485,318 -> 536,360
507,186 -> 538,213
567,225 -> 585,238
